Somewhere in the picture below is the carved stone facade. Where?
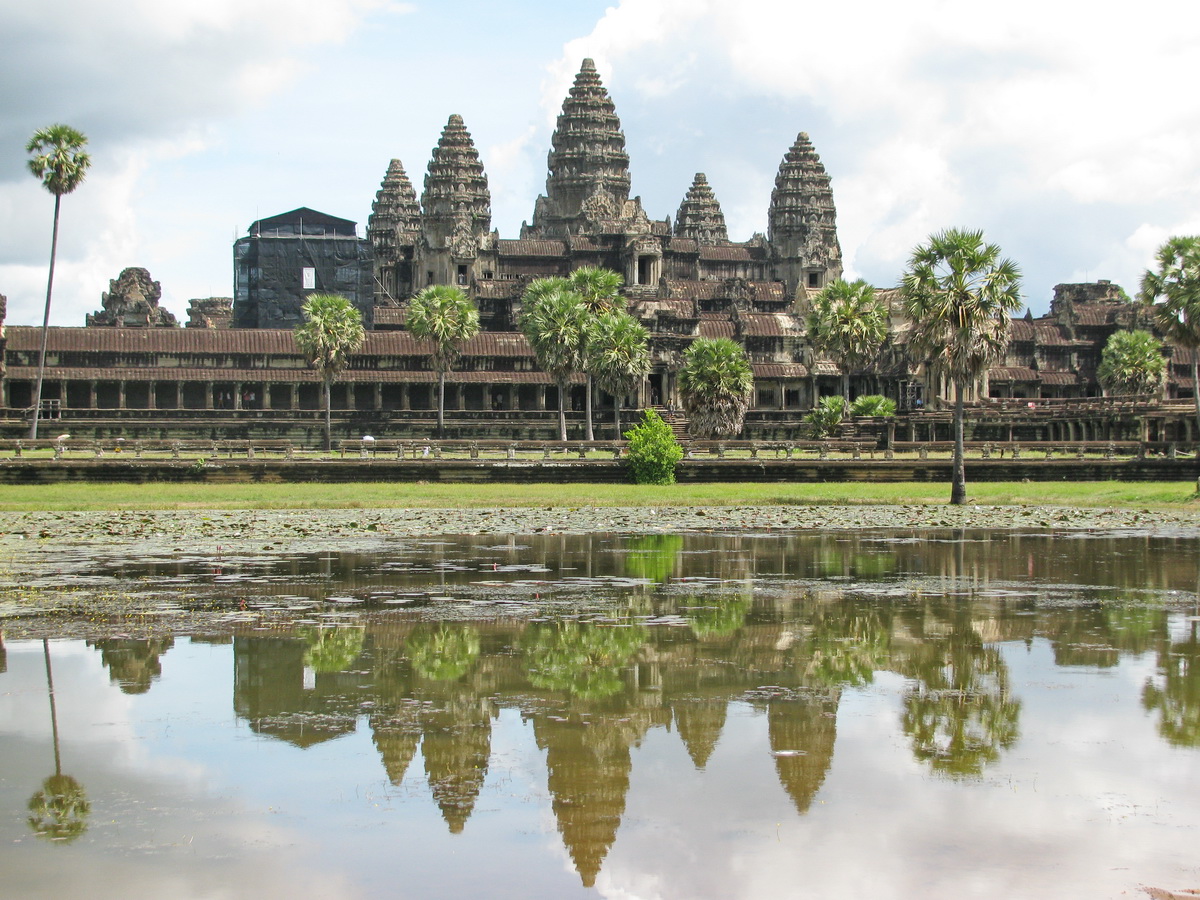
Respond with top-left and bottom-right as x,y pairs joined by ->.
86,267 -> 178,328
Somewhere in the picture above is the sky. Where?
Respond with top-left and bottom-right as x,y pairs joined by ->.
2,0 -> 1199,328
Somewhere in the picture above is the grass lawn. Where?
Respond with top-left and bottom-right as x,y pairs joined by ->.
0,481 -> 1197,511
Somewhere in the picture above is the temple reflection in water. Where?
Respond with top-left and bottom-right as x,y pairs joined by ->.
81,526 -> 1200,890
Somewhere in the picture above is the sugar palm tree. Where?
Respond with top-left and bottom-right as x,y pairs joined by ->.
587,309 -> 650,440
902,228 -> 1022,505
807,278 -> 889,402
293,293 -> 366,452
519,278 -> 590,441
1097,329 -> 1167,397
1140,236 -> 1200,437
26,124 -> 91,439
407,285 -> 480,437
568,266 -> 626,441
678,337 -> 755,438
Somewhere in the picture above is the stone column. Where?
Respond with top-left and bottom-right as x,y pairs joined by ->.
399,384 -> 410,411
374,383 -> 382,410
118,381 -> 127,409
148,381 -> 157,410
205,382 -> 214,410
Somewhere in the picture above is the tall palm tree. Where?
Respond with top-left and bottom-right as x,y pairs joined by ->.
26,124 -> 91,439
902,228 -> 1022,505
1097,329 -> 1167,397
587,309 -> 650,439
568,266 -> 626,441
293,293 -> 366,452
407,285 -> 480,437
807,278 -> 889,402
1140,236 -> 1200,438
519,279 -> 590,441
678,337 -> 755,438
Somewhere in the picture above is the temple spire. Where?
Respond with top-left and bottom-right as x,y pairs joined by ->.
767,132 -> 842,294
421,114 -> 491,249
674,173 -> 728,245
543,58 -> 631,223
368,159 -> 420,260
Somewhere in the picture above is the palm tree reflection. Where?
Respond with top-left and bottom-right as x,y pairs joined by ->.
27,639 -> 90,843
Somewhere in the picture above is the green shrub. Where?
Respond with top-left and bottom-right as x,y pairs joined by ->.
849,394 -> 897,417
804,395 -> 846,438
624,408 -> 683,484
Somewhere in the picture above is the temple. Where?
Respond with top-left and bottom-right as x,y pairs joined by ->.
0,59 -> 1196,442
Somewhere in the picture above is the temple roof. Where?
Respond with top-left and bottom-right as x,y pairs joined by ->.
674,173 -> 728,245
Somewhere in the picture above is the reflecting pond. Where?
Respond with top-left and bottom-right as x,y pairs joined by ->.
3,529 -> 1200,898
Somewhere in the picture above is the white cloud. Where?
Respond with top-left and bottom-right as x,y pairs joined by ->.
551,0 -> 1200,307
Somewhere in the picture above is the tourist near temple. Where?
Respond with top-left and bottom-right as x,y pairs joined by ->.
1,60 -> 1196,443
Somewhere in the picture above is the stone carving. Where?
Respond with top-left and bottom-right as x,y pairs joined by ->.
368,158 -> 421,263
185,297 -> 233,329
421,114 -> 491,249
86,267 -> 177,327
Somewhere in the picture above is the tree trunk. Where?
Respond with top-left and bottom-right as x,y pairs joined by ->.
1193,358 -> 1200,444
437,370 -> 446,439
557,379 -> 568,442
585,374 -> 595,442
951,379 -> 967,505
30,194 -> 62,440
613,393 -> 622,441
842,372 -> 850,405
324,379 -> 332,453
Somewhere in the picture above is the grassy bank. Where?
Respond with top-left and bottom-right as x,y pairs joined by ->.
0,481 -> 1197,511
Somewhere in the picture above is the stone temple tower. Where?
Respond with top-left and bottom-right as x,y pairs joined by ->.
767,132 -> 843,298
418,114 -> 492,289
367,159 -> 421,304
674,173 -> 729,245
525,59 -> 634,238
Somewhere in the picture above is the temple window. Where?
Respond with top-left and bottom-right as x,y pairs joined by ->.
808,271 -> 822,289
457,265 -> 468,285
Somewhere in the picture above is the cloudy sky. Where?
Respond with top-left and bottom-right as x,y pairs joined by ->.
2,0 -> 1198,327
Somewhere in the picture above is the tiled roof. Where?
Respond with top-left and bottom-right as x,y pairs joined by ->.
738,313 -> 800,337
989,366 -> 1039,382
698,246 -> 759,262
497,239 -> 568,257
697,319 -> 735,339
752,363 -> 809,378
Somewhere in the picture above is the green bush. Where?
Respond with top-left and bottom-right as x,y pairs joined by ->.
849,394 -> 897,417
624,408 -> 683,484
804,395 -> 846,438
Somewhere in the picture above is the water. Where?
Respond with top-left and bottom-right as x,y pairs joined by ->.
3,530 -> 1200,898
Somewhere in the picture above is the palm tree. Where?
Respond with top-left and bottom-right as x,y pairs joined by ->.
519,278 -> 590,440
568,266 -> 626,441
26,124 -> 91,439
677,337 -> 755,438
1097,329 -> 1167,397
407,285 -> 481,437
1140,236 -> 1200,437
902,228 -> 1022,505
293,293 -> 366,452
807,278 -> 890,402
587,309 -> 650,439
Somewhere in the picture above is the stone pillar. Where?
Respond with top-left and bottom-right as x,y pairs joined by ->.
290,384 -> 299,410
118,381 -> 127,409
205,383 -> 214,410
538,387 -> 547,411
234,382 -> 243,410
345,383 -> 354,410
399,384 -> 410,411
507,385 -> 516,411
148,381 -> 157,410
374,383 -> 382,411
